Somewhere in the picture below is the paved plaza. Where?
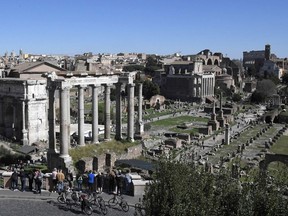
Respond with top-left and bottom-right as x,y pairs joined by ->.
0,189 -> 143,216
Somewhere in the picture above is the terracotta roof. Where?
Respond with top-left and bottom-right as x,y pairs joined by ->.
11,61 -> 66,73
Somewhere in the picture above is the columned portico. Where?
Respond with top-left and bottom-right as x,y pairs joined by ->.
78,85 -> 85,146
47,72 -> 139,171
104,84 -> 111,140
91,85 -> 100,143
127,83 -> 135,141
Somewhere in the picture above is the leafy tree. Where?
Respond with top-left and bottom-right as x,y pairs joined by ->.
143,154 -> 288,216
250,79 -> 277,103
142,80 -> 160,99
144,56 -> 162,77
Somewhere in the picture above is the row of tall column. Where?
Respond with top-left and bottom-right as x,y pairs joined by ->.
202,77 -> 214,97
48,82 -> 143,158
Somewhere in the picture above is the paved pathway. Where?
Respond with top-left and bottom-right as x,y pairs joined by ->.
0,188 -> 143,216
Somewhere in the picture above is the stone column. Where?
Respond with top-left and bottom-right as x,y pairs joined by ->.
225,123 -> 230,145
48,85 -> 56,152
78,85 -> 85,146
60,86 -> 70,158
115,83 -> 122,140
104,84 -> 111,140
207,78 -> 210,96
136,83 -> 144,135
67,89 -> 71,148
127,83 -> 135,142
92,85 -> 99,143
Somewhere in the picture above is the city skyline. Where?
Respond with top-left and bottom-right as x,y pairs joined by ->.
0,0 -> 288,59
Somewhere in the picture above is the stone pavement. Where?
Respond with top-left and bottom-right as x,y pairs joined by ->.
0,188 -> 143,206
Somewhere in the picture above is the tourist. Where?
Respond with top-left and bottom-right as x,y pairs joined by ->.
124,170 -> 132,195
88,170 -> 94,193
66,170 -> 74,189
51,168 -> 58,192
10,170 -> 18,191
19,168 -> 26,192
93,170 -> 97,192
27,170 -> 34,191
116,170 -> 124,195
96,172 -> 104,193
77,174 -> 83,192
56,169 -> 65,193
34,169 -> 43,194
108,169 -> 117,194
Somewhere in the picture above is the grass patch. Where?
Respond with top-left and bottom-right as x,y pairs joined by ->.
150,116 -> 208,127
170,127 -> 199,134
143,110 -> 176,120
270,135 -> 288,155
69,140 -> 139,163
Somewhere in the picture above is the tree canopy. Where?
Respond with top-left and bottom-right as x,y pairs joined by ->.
143,155 -> 288,216
142,80 -> 160,100
251,79 -> 277,103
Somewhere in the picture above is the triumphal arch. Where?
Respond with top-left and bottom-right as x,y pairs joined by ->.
46,71 -> 144,171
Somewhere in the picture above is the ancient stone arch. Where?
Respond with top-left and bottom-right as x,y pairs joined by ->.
207,58 -> 213,65
4,104 -> 15,138
259,153 -> 288,171
214,59 -> 219,65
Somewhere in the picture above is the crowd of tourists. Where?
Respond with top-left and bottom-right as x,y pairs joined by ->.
8,166 -> 134,196
10,168 -> 44,194
72,169 -> 133,195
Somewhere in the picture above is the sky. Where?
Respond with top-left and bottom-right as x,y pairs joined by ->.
0,0 -> 288,59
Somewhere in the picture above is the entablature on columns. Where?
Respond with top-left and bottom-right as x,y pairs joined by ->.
51,72 -> 137,89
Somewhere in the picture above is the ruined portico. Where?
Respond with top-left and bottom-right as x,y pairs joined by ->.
47,72 -> 141,171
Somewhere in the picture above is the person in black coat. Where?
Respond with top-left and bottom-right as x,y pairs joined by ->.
19,168 -> 26,192
11,170 -> 18,191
